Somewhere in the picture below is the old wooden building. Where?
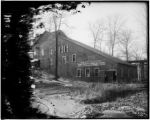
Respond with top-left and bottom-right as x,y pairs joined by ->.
32,30 -> 137,82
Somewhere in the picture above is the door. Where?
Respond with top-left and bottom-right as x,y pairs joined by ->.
105,70 -> 116,82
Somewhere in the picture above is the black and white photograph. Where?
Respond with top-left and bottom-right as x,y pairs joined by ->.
2,1 -> 149,119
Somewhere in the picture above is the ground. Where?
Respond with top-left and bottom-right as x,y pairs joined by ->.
31,70 -> 148,118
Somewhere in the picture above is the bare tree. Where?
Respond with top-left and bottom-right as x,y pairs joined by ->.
136,5 -> 147,36
33,10 -> 67,80
137,5 -> 147,59
50,9 -> 81,80
131,47 -> 143,61
106,15 -> 124,56
119,29 -> 133,61
89,21 -> 105,50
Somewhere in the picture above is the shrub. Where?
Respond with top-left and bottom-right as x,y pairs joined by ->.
81,83 -> 141,104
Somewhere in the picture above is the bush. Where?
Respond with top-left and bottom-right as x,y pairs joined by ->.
81,83 -> 141,104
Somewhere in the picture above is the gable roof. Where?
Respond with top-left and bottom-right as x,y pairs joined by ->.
34,30 -> 135,66
33,31 -> 55,46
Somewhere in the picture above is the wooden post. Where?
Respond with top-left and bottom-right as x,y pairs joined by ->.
55,31 -> 58,80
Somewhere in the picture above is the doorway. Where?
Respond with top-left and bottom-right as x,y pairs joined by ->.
105,70 -> 116,82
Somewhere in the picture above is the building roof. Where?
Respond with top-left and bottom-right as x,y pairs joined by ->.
128,60 -> 147,63
33,31 -> 54,46
34,30 -> 135,66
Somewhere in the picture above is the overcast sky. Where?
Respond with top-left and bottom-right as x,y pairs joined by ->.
33,2 -> 147,59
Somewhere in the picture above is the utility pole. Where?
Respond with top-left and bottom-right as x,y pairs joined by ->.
55,30 -> 58,80
53,13 -> 62,81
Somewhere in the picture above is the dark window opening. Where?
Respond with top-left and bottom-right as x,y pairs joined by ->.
77,69 -> 81,77
95,68 -> 99,77
72,54 -> 76,62
85,68 -> 90,77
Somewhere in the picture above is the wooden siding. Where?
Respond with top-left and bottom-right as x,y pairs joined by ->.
33,32 -> 137,82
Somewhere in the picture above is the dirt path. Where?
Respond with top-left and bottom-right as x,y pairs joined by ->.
44,95 -> 85,118
32,93 -> 87,118
32,77 -> 91,118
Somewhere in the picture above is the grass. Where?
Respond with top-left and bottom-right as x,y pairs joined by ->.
79,83 -> 142,104
33,70 -> 145,105
33,70 -> 148,118
90,90 -> 148,118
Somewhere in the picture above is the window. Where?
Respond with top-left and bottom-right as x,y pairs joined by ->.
94,68 -> 99,77
63,45 -> 69,53
85,68 -> 90,77
64,45 -> 67,53
72,54 -> 76,62
66,44 -> 68,52
41,49 -> 44,56
62,56 -> 67,64
77,69 -> 82,77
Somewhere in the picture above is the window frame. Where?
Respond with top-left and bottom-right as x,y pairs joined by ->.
85,68 -> 90,77
62,56 -> 67,64
66,44 -> 69,52
72,54 -> 76,62
94,68 -> 99,77
76,68 -> 82,77
64,45 -> 66,53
